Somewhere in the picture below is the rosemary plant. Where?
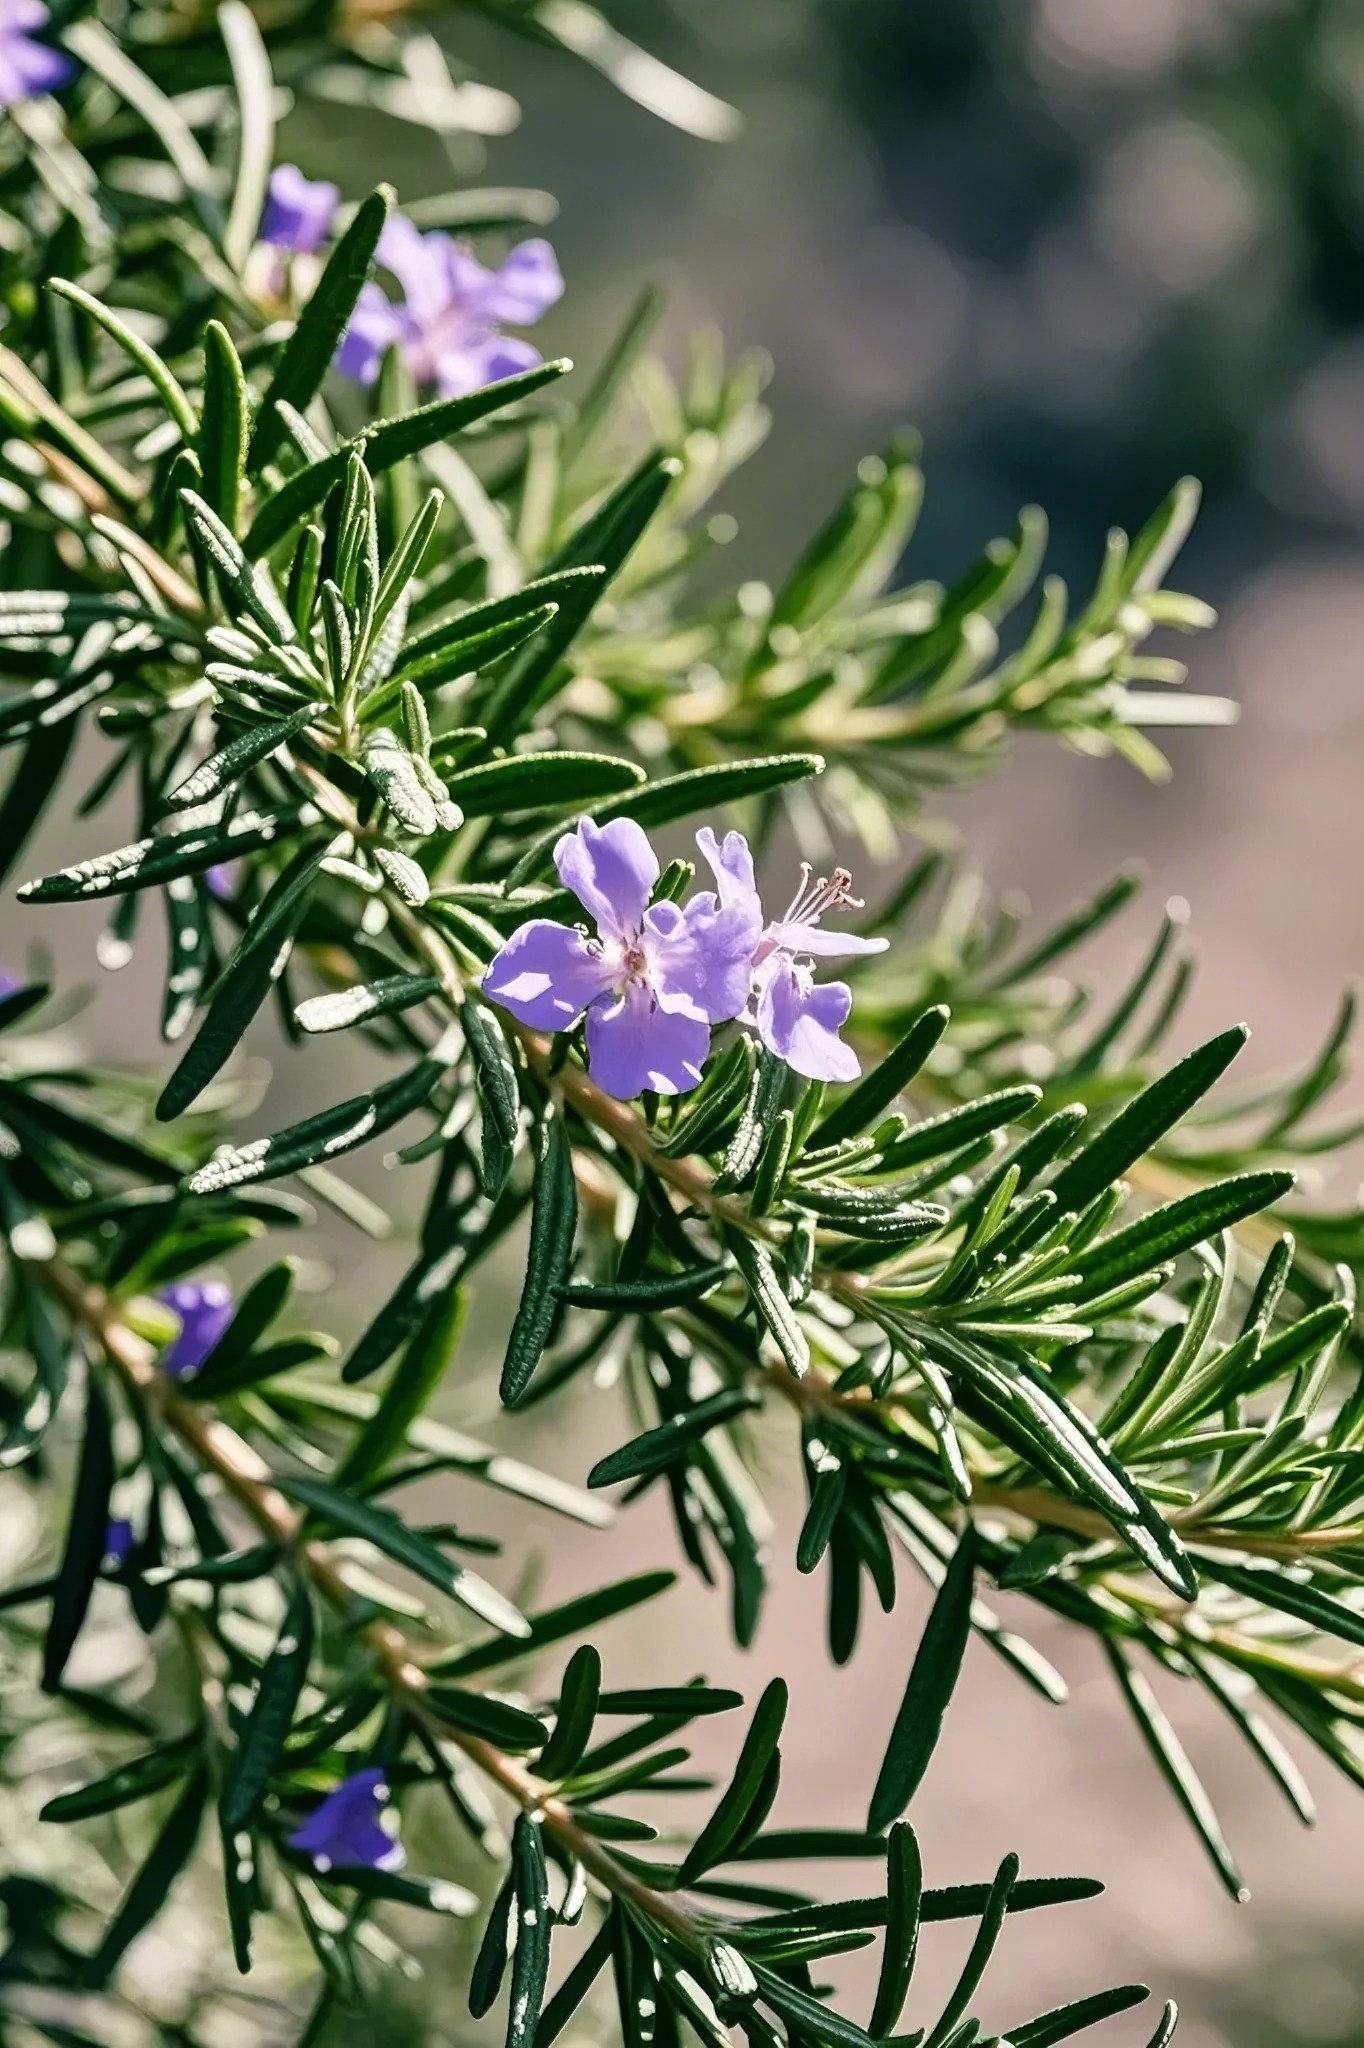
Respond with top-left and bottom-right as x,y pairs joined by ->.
0,3 -> 1355,2043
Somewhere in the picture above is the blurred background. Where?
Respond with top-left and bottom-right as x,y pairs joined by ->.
13,0 -> 1364,2038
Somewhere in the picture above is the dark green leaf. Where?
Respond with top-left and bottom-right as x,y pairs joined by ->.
43,1375 -> 115,1693
442,749 -> 645,816
537,1643 -> 601,1779
588,1388 -> 761,1488
1071,1172 -> 1295,1295
166,704 -> 324,810
334,1287 -> 466,1492
293,973 -> 440,1036
679,1678 -> 787,1882
185,1053 -> 445,1189
1009,1986 -> 1151,2048
19,806 -> 306,905
508,1816 -> 552,2048
41,1732 -> 200,1823
276,1473 -> 528,1638
501,1110 -> 577,1405
157,839 -> 329,1120
869,1820 -> 922,2036
812,1007 -> 949,1149
250,188 -> 391,467
221,1579 -> 314,1832
464,993 -> 520,1198
432,1571 -> 674,1681
85,1768 -> 208,1986
245,360 -> 570,554
1104,1642 -> 1247,1902
1048,1028 -> 1248,1216
867,1525 -> 975,1831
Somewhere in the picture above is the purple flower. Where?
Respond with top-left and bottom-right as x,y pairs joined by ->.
288,1768 -> 405,1874
260,165 -> 340,255
0,969 -> 20,999
482,818 -> 754,1101
336,217 -> 563,398
205,863 -> 237,901
695,830 -> 887,1084
0,0 -> 72,106
159,1279 -> 233,1380
103,1518 -> 135,1568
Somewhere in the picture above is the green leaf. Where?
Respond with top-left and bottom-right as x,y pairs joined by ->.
501,1110 -> 577,1405
392,570 -> 602,691
717,1049 -> 788,1191
0,718 -> 78,886
1008,1986 -> 1152,2048
185,1053 -> 445,1190
276,1473 -> 529,1638
867,1525 -> 975,1831
463,992 -> 520,1198
534,1915 -> 614,2048
334,1287 -> 466,1492
587,1388 -> 761,1488
1104,1642 -> 1247,1902
508,1816 -> 552,2048
182,490 -> 299,644
86,1768 -> 209,1984
166,705 -> 324,810
220,0 -> 274,270
1070,1171 -> 1296,1296
678,1678 -> 787,1882
479,453 -> 680,742
294,973 -> 440,1036
250,188 -> 392,468
1047,1027 -> 1249,1217
432,1570 -> 674,1680
748,1961 -> 873,2048
42,1375 -> 115,1693
878,1086 -> 1042,1172
429,1686 -> 549,1752
1194,1554 -> 1364,1652
63,21 -> 221,238
41,1732 -> 200,1823
157,838 -> 329,1120
811,1007 -> 949,1149
19,806 -> 306,905
868,1820 -> 922,2037
923,1853 -> 1018,2048
442,749 -> 645,816
366,606 -> 561,717
560,1262 -> 729,1310
728,1232 -> 809,1378
221,1579 -> 314,1832
470,1880 -> 515,2018
244,361 -> 571,555
537,1643 -> 601,1779
513,756 -> 825,885
179,1262 -> 295,1398
49,280 -> 196,438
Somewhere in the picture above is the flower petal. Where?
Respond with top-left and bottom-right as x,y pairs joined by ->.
335,283 -> 405,386
289,1768 -> 406,1873
586,985 -> 709,1099
554,817 -> 658,939
376,215 -> 451,326
261,165 -> 340,254
435,334 -> 541,399
160,1279 -> 234,1379
477,239 -> 565,325
764,921 -> 889,961
756,961 -> 860,1083
695,826 -> 763,927
482,918 -> 614,1032
644,897 -> 757,1024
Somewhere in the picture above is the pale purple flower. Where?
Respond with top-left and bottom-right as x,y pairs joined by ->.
289,1767 -> 405,1874
336,216 -> 563,398
0,969 -> 20,999
0,0 -> 72,106
260,165 -> 340,255
205,863 -> 237,901
159,1279 -> 233,1379
482,818 -> 754,1101
103,1518 -> 135,1568
695,829 -> 887,1084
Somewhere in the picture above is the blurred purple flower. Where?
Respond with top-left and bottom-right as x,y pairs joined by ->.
159,1278 -> 233,1379
205,863 -> 237,901
289,1768 -> 405,1874
0,0 -> 72,106
336,217 -> 563,397
103,1518 -> 135,1568
695,829 -> 887,1083
482,817 -> 754,1101
0,969 -> 19,999
260,165 -> 340,255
